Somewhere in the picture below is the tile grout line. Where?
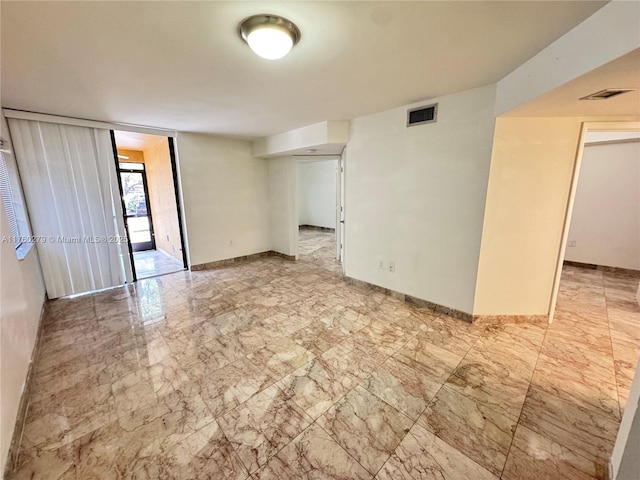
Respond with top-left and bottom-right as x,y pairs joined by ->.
504,269 -> 617,478
213,314 -> 399,478
276,315 -> 457,478
360,325 -> 435,478
18,239 -> 635,478
601,274 -> 624,420
497,320 -> 550,479
299,320 -> 421,478
369,321 -> 493,478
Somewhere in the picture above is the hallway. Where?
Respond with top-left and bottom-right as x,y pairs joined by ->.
7,233 -> 639,479
133,249 -> 184,279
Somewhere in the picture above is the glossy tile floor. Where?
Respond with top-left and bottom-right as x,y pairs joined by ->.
9,231 -> 640,479
133,249 -> 184,279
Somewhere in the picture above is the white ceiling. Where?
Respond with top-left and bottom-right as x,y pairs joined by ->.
114,131 -> 167,151
1,1 -> 607,138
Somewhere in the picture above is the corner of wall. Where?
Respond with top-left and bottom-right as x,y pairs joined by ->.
267,156 -> 297,257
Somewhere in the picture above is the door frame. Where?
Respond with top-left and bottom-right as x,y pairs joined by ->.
118,162 -> 157,252
110,131 -> 137,282
294,155 -> 342,261
168,137 -> 189,270
548,120 -> 640,323
111,132 -> 190,281
335,154 -> 342,261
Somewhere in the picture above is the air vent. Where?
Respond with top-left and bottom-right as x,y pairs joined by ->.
407,103 -> 438,127
579,89 -> 636,100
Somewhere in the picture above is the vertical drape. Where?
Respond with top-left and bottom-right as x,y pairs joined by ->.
8,119 -> 133,298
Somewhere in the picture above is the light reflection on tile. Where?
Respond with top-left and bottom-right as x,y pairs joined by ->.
378,422 -> 497,480
217,384 -> 312,473
8,233 -> 639,480
254,423 -> 371,480
317,385 -> 413,474
520,387 -> 619,462
419,385 -> 516,475
502,425 -> 601,480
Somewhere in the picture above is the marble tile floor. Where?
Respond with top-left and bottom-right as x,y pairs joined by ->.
133,249 -> 184,279
8,230 -> 640,479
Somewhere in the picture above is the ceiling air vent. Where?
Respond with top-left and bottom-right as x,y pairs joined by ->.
407,103 -> 438,127
579,89 -> 636,100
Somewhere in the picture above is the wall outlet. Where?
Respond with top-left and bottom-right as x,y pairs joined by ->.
568,240 -> 576,248
388,261 -> 395,273
377,259 -> 385,270
229,240 -> 233,246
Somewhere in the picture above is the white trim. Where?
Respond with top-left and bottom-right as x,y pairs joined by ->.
2,109 -> 176,137
610,360 -> 640,479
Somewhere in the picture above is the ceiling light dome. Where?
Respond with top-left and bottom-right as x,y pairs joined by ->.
239,15 -> 300,60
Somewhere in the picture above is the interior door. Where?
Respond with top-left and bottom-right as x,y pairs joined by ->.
119,162 -> 155,252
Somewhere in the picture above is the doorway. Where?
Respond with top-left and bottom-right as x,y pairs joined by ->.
119,162 -> 155,252
112,131 -> 187,280
549,121 -> 640,322
296,156 -> 342,268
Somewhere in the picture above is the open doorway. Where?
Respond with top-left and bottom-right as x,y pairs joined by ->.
548,122 -> 640,415
112,131 -> 187,279
296,156 -> 341,270
550,122 -> 640,322
119,161 -> 155,252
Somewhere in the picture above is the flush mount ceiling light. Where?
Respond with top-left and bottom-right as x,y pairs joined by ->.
238,14 -> 300,60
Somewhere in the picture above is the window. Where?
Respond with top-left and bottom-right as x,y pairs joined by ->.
0,138 -> 32,256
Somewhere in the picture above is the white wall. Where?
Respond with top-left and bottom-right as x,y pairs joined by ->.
0,113 -> 46,473
297,160 -> 337,229
252,121 -> 349,158
345,84 -> 497,314
175,133 -> 270,266
268,157 -> 297,257
565,141 -> 640,270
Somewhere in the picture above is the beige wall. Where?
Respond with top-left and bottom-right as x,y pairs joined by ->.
474,116 -> 640,316
117,145 -> 183,261
116,149 -> 144,163
0,114 -> 46,472
143,139 -> 182,261
175,133 -> 270,266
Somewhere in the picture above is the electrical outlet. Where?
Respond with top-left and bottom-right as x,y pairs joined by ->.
388,261 -> 395,273
229,240 -> 233,246
377,259 -> 385,270
568,240 -> 576,248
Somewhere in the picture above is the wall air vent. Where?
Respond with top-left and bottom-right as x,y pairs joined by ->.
579,89 -> 636,100
407,103 -> 437,127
